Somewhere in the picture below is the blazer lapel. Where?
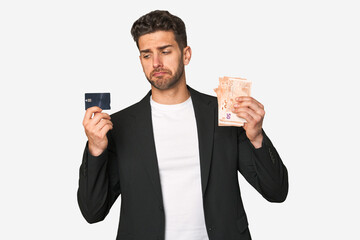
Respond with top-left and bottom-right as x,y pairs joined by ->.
188,86 -> 215,196
132,91 -> 164,205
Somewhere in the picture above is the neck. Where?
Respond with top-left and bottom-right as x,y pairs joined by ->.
151,77 -> 190,105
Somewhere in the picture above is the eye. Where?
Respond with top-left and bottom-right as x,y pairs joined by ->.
162,50 -> 170,54
143,54 -> 150,59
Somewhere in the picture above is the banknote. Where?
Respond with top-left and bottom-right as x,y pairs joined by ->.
214,76 -> 252,127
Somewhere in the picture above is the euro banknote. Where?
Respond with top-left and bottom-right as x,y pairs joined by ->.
214,76 -> 252,127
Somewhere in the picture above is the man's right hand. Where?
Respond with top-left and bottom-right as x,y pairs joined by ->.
83,106 -> 113,157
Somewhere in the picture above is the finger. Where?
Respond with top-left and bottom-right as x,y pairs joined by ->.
234,107 -> 262,124
83,107 -> 103,126
236,97 -> 264,109
91,113 -> 111,125
96,119 -> 113,132
99,123 -> 113,137
235,96 -> 264,109
86,119 -> 112,139
84,106 -> 103,120
236,110 -> 254,124
234,100 -> 265,116
233,107 -> 255,118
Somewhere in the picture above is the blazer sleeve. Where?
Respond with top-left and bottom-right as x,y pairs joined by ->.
77,130 -> 121,223
237,128 -> 288,202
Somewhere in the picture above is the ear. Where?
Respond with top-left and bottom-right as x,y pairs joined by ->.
183,46 -> 192,65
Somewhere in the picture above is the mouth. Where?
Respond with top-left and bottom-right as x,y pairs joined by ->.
152,72 -> 169,77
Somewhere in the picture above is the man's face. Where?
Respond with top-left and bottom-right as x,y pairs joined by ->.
138,31 -> 185,90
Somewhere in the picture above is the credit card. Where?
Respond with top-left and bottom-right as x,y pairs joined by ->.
85,93 -> 111,110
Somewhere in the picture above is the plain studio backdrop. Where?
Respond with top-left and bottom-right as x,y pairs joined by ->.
1,0 -> 359,239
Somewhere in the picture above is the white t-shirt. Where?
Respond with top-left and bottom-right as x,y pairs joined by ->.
150,96 -> 209,240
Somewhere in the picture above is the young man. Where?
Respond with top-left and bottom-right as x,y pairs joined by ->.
78,10 -> 288,240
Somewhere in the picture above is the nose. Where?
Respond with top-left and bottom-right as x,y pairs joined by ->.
152,54 -> 163,69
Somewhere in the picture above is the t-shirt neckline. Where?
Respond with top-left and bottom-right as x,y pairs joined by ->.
150,95 -> 192,111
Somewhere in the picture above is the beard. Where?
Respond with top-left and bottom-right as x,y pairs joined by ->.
146,56 -> 185,90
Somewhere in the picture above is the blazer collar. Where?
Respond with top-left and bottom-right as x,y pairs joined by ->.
132,86 -> 215,204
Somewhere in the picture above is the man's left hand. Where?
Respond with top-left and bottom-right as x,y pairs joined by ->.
232,96 -> 265,148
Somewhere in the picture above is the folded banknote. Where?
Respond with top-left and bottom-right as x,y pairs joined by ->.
214,76 -> 252,127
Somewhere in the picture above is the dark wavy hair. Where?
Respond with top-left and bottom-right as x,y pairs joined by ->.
131,10 -> 187,50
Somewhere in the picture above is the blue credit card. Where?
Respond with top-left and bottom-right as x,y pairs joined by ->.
85,93 -> 111,110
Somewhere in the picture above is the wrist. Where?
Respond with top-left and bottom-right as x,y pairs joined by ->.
250,133 -> 263,149
88,142 -> 105,157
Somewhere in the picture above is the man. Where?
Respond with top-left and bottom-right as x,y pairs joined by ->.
78,10 -> 288,240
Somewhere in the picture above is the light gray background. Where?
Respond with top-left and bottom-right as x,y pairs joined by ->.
1,0 -> 359,239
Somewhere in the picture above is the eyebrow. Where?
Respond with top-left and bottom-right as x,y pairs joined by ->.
140,44 -> 173,53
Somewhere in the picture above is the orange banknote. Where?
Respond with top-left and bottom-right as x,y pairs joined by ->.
214,76 -> 252,127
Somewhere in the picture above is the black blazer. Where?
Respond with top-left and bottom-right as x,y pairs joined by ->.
77,86 -> 288,240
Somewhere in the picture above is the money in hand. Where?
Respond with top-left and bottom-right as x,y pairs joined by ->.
214,76 -> 252,127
